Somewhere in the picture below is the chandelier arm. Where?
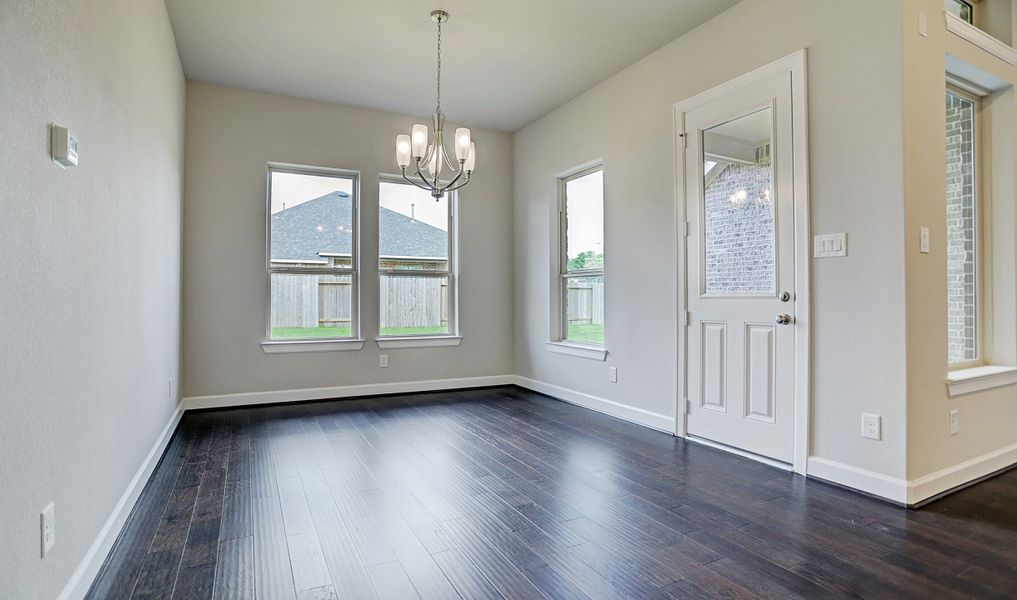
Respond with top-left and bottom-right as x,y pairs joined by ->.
446,172 -> 472,193
438,163 -> 465,192
414,161 -> 435,190
401,168 -> 433,192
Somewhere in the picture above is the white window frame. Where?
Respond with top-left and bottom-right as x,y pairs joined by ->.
262,163 -> 364,353
549,162 -> 606,358
376,175 -> 461,349
945,0 -> 977,25
946,85 -> 985,371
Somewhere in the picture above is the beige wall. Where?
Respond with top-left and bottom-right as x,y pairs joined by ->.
513,0 -> 909,479
0,1 -> 185,598
182,83 -> 514,399
902,0 -> 1017,483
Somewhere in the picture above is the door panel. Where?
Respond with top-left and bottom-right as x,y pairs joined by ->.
685,72 -> 796,464
701,322 -> 727,412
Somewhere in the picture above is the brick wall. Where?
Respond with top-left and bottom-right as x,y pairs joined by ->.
946,92 -> 977,363
704,146 -> 775,294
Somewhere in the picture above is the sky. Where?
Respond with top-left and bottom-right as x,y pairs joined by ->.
270,172 -> 449,231
565,170 -> 604,259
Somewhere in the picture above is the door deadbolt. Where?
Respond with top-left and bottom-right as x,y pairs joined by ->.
779,291 -> 793,302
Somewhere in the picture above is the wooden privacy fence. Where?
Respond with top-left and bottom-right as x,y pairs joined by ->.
271,273 -> 447,329
566,280 -> 605,325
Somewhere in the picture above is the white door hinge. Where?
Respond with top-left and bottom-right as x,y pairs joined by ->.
684,399 -> 692,414
684,311 -> 691,326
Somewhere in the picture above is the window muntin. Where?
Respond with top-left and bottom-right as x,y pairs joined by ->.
560,167 -> 605,346
378,180 -> 455,337
945,0 -> 975,24
946,88 -> 980,365
267,165 -> 359,341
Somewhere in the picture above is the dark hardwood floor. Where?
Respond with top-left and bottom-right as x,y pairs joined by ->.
87,386 -> 1017,599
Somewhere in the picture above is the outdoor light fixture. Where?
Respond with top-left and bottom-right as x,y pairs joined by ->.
395,9 -> 475,199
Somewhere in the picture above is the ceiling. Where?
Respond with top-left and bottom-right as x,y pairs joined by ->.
164,0 -> 741,132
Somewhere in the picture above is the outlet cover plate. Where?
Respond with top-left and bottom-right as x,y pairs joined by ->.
862,413 -> 881,440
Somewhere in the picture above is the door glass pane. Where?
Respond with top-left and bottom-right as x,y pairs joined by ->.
702,107 -> 775,295
946,90 -> 977,363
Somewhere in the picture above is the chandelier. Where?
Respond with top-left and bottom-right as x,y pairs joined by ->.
395,9 -> 475,199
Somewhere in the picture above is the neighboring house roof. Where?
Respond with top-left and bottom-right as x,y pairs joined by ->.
271,191 -> 448,261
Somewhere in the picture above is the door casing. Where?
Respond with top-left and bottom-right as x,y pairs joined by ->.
673,50 -> 812,475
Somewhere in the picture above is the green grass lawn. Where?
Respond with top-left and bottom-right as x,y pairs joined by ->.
271,325 -> 448,339
566,323 -> 604,345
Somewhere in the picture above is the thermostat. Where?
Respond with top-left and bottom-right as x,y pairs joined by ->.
51,124 -> 78,168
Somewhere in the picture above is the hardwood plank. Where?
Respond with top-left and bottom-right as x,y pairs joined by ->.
212,536 -> 254,600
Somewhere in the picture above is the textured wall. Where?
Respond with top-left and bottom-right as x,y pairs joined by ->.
182,83 -> 514,399
513,0 -> 908,480
0,1 -> 185,598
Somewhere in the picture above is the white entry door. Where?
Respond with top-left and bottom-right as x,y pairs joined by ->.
683,71 -> 797,464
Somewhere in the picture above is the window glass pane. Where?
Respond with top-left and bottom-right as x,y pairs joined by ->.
270,171 -> 354,268
270,273 -> 352,339
946,90 -> 977,363
565,170 -> 604,272
702,107 -> 775,295
564,274 -> 604,345
945,0 -> 973,23
379,181 -> 449,269
380,273 -> 450,336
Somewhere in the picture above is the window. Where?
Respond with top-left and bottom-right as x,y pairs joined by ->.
559,166 -> 605,346
266,164 -> 359,342
946,88 -> 980,365
945,0 -> 974,24
378,180 -> 455,338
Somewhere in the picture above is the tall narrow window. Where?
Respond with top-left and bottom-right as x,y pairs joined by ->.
560,167 -> 605,346
378,180 -> 455,337
946,88 -> 980,365
267,165 -> 359,341
945,0 -> 975,24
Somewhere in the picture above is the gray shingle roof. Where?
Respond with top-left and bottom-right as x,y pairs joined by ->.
270,191 -> 447,262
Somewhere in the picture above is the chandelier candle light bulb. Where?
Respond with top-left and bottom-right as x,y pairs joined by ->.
395,9 -> 476,200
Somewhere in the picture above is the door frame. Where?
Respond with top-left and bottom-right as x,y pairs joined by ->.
673,50 -> 811,475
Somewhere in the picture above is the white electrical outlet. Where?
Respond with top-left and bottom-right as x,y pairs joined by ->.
608,367 -> 617,383
950,409 -> 959,435
41,502 -> 55,557
168,378 -> 174,401
379,354 -> 389,368
862,413 -> 881,440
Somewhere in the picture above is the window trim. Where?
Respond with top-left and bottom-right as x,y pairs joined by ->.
263,163 -> 362,349
375,175 -> 459,342
946,85 -> 986,370
555,162 -> 606,349
945,0 -> 976,25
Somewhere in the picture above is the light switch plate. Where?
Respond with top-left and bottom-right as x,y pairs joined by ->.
918,12 -> 928,37
608,367 -> 617,383
814,233 -> 847,258
920,227 -> 930,254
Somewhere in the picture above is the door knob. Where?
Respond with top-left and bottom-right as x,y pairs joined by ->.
776,314 -> 793,325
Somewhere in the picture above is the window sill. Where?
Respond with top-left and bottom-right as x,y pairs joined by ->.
546,341 -> 608,361
261,339 -> 365,354
946,365 -> 1017,397
944,11 -> 1017,66
376,336 -> 462,349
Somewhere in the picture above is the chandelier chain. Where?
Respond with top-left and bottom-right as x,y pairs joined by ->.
435,17 -> 442,114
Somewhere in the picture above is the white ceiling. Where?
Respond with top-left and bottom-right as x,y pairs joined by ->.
164,0 -> 741,132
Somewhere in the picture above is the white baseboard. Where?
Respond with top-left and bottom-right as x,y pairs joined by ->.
183,375 -> 515,410
907,441 -> 1017,505
511,375 -> 676,433
806,456 -> 907,504
57,405 -> 184,600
